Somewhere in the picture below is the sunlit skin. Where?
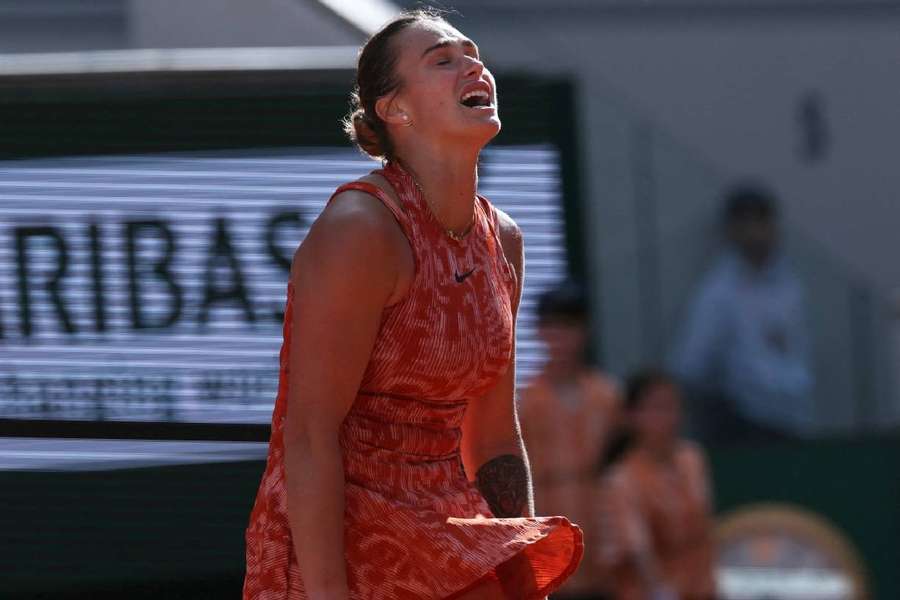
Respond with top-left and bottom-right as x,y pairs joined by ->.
283,18 -> 529,600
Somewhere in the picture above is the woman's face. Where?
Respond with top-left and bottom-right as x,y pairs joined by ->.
384,21 -> 501,149
631,382 -> 682,450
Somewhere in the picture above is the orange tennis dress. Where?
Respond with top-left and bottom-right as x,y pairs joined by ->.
243,160 -> 584,599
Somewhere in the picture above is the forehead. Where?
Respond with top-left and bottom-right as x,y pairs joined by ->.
395,20 -> 473,55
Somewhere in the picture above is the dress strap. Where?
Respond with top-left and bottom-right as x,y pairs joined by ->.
327,180 -> 410,233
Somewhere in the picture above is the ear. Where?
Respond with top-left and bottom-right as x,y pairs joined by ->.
375,91 -> 410,127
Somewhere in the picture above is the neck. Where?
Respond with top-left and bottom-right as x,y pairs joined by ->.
394,139 -> 479,233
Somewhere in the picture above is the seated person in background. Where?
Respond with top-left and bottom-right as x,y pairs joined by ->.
596,370 -> 715,600
670,183 -> 813,444
519,280 -> 621,600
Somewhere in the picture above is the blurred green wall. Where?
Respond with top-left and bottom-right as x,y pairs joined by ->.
709,435 -> 900,600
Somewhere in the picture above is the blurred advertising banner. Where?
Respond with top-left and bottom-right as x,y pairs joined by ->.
716,504 -> 868,600
0,146 -> 567,424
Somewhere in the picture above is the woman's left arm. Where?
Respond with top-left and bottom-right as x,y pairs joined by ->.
461,210 -> 533,518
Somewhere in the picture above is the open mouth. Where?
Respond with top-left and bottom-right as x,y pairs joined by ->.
459,89 -> 492,108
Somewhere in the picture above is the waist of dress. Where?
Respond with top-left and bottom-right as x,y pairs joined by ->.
337,392 -> 469,489
341,395 -> 466,457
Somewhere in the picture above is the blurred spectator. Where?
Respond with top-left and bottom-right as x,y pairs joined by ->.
670,184 -> 814,444
596,370 -> 715,600
519,280 -> 621,599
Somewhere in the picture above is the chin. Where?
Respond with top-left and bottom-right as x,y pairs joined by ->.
481,120 -> 502,144
467,117 -> 502,146
439,113 -> 501,150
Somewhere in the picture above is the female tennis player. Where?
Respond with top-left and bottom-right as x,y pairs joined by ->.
243,8 -> 583,600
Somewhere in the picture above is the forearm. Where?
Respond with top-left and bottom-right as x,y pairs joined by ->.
284,431 -> 350,599
473,436 -> 535,518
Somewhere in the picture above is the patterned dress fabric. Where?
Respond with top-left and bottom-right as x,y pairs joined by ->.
243,160 -> 583,599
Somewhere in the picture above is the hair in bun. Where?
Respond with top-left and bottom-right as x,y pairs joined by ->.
343,101 -> 386,160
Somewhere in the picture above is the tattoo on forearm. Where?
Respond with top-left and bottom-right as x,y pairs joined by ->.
475,454 -> 529,518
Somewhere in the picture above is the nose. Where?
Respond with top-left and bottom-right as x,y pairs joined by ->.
463,55 -> 484,79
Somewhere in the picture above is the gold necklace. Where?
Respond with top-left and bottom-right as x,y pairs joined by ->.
400,163 -> 475,242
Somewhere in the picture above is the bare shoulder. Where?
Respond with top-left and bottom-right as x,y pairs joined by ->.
358,172 -> 404,212
493,206 -> 523,261
291,177 -> 411,302
491,205 -> 524,291
491,206 -> 524,316
311,177 -> 401,242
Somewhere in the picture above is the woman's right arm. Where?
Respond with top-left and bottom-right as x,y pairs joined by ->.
282,190 -> 405,600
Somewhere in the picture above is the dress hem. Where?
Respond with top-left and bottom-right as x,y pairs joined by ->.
441,516 -> 584,600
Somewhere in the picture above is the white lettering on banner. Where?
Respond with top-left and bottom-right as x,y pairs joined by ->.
0,147 -> 568,424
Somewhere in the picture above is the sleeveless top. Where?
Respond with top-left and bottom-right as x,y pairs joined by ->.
243,159 -> 584,600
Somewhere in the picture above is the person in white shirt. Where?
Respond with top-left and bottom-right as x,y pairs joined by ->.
670,184 -> 813,444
